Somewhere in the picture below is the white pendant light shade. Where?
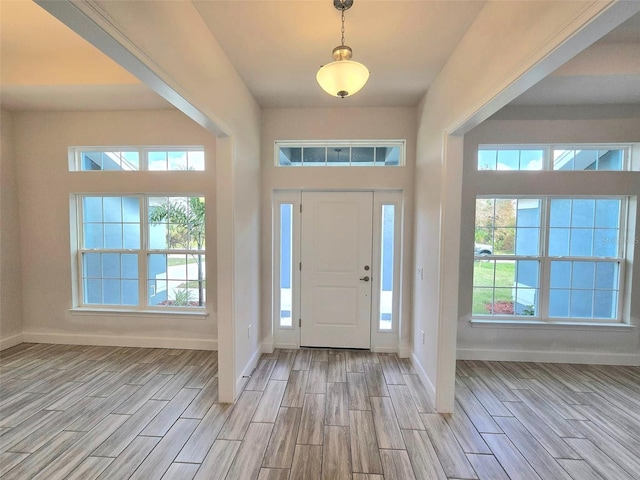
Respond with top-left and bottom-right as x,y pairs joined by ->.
316,60 -> 369,98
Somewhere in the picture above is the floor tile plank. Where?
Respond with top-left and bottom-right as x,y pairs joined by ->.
349,409 -> 383,475
322,425 -> 351,480
380,449 -> 416,480
225,422 -> 274,480
263,407 -> 302,469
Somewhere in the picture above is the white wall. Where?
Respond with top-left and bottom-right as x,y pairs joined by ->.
38,0 -> 263,403
0,110 -> 24,349
412,1 -> 635,411
458,105 -> 640,365
260,107 -> 416,355
12,110 -> 218,349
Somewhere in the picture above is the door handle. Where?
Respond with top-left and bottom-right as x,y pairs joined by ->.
359,276 -> 370,282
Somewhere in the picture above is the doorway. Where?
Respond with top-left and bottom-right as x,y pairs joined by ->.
300,191 -> 373,348
273,190 -> 402,351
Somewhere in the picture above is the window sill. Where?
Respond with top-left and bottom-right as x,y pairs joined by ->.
469,319 -> 636,331
69,308 -> 209,318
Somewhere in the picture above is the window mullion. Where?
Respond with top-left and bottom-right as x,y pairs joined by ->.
140,194 -> 148,310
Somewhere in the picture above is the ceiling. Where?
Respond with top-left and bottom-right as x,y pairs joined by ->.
1,0 -> 639,112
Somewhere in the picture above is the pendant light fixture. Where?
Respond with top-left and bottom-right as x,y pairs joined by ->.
316,0 -> 369,98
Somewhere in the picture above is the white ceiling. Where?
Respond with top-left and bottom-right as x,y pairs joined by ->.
1,0 -> 639,112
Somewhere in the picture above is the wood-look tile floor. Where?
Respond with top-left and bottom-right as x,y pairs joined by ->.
1,344 -> 639,479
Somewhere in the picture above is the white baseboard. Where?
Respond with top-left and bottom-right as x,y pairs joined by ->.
261,341 -> 274,354
273,343 -> 299,350
457,347 -> 640,366
411,352 -> 437,406
371,346 -> 397,354
0,333 -> 24,351
398,343 -> 412,359
21,331 -> 217,351
236,347 -> 262,395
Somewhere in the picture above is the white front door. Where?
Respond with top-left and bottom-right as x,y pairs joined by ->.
300,191 -> 373,349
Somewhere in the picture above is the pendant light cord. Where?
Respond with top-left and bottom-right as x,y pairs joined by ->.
341,6 -> 346,46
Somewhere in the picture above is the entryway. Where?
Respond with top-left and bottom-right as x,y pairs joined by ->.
300,191 -> 373,349
273,190 -> 402,352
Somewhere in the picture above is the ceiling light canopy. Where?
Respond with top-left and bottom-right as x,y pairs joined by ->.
316,0 -> 369,98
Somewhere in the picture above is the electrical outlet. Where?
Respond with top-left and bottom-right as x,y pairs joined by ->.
248,324 -> 252,339
421,330 -> 425,345
417,267 -> 423,280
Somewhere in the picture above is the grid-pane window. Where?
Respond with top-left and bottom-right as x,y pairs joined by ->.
473,198 -> 541,317
473,196 -> 625,322
478,145 -> 629,171
276,141 -> 404,167
72,147 -> 205,171
77,194 -> 205,309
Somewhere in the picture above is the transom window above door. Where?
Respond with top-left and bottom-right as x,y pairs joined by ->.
275,140 -> 405,167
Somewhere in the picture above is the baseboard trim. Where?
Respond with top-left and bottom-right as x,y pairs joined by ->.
21,331 -> 217,351
371,346 -> 397,354
398,343 -> 412,359
273,343 -> 299,350
237,347 -> 262,395
457,348 -> 640,366
261,341 -> 274,354
0,334 -> 24,351
411,352 -> 437,408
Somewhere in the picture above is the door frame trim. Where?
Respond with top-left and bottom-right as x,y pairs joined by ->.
272,189 -> 403,352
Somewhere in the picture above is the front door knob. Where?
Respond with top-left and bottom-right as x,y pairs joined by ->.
359,276 -> 370,282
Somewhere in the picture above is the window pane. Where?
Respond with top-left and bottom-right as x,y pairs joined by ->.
168,151 -> 187,170
379,205 -> 395,330
478,150 -> 496,170
548,228 -> 570,256
549,289 -> 570,317
594,290 -> 617,318
104,223 -> 123,249
497,150 -> 519,170
597,149 -> 623,170
302,147 -> 325,166
595,262 -> 618,290
279,147 -> 301,166
595,199 -> 620,228
83,197 -> 103,222
148,151 -> 167,170
571,200 -> 595,227
148,253 -> 205,307
554,148 -> 625,171
188,151 -> 205,171
84,224 -> 104,249
519,150 -> 544,171
280,204 -> 293,327
376,146 -> 400,166
550,199 -> 571,227
351,147 -> 375,166
570,229 -> 593,256
572,262 -> 595,289
327,147 -> 350,165
570,290 -> 593,318
82,253 -> 138,306
550,261 -> 571,289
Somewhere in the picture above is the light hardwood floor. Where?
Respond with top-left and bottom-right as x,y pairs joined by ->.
1,343 -> 639,479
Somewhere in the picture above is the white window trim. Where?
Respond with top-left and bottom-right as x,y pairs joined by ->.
69,146 -> 205,172
73,193 -> 206,312
472,195 -> 629,324
272,190 -> 403,352
274,140 -> 406,167
477,144 -> 633,171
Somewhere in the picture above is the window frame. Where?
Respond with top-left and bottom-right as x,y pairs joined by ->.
69,146 -> 205,172
473,195 -> 628,324
274,140 -> 406,167
477,144 -> 632,171
75,193 -> 206,311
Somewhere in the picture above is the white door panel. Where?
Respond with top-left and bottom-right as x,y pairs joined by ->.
301,191 -> 373,349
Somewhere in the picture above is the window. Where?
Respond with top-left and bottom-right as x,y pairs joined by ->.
279,203 -> 293,327
379,204 -> 395,331
478,145 -> 630,171
276,141 -> 404,167
77,195 -> 206,309
473,196 -> 626,322
70,147 -> 205,171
